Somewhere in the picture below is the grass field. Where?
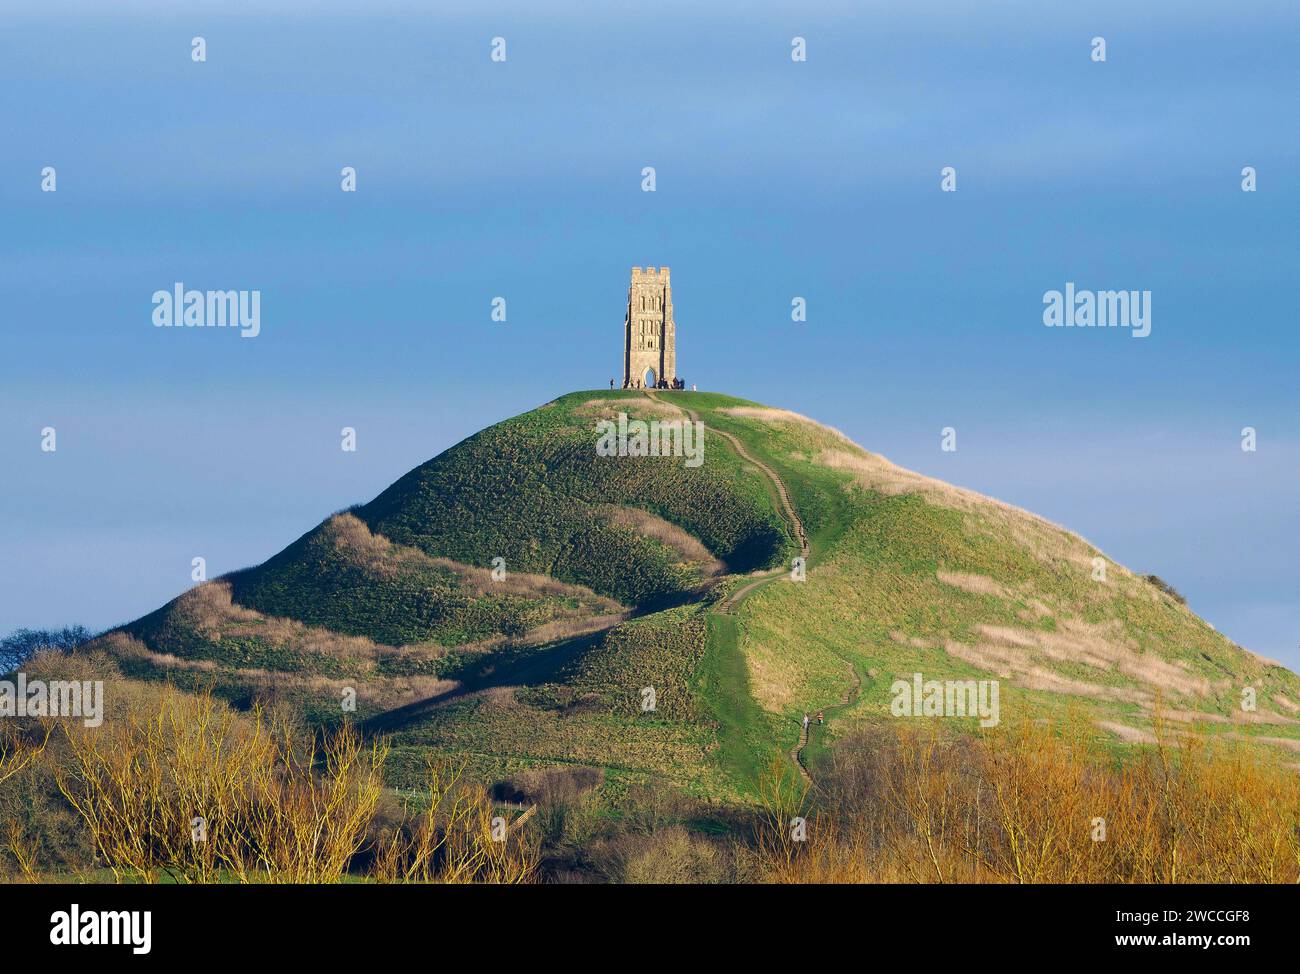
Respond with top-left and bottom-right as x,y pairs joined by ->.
75,389 -> 1300,807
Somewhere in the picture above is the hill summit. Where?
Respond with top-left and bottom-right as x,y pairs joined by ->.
89,390 -> 1300,797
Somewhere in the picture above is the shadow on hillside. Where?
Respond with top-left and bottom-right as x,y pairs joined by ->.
360,629 -> 607,735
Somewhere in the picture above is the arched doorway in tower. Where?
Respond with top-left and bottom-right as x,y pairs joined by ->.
643,367 -> 656,388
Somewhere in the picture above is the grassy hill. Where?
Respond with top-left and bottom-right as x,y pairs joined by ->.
88,390 -> 1300,802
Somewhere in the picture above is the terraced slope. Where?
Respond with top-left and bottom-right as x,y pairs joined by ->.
88,390 -> 1300,802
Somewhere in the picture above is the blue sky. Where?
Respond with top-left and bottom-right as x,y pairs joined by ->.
2,1 -> 1298,669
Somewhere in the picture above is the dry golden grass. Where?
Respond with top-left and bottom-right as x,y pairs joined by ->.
757,718 -> 1300,883
941,615 -> 1212,703
327,511 -> 430,580
506,612 -> 630,647
601,505 -> 725,575
1016,599 -> 1055,622
1147,708 -> 1229,725
936,570 -> 1010,599
716,406 -> 857,447
1096,720 -> 1158,745
95,631 -> 457,711
94,528 -> 624,709
329,512 -> 625,609
433,558 -> 624,608
1239,735 -> 1300,753
574,397 -> 683,421
1228,709 -> 1300,726
1247,649 -> 1287,668
745,654 -> 800,712
173,580 -> 385,665
941,638 -> 1148,705
817,448 -> 1107,575
819,447 -> 1008,511
743,615 -> 839,713
1274,695 -> 1300,713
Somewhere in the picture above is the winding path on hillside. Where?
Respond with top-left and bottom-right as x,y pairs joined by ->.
791,662 -> 864,786
644,391 -> 808,613
645,390 -> 818,785
367,392 -> 836,789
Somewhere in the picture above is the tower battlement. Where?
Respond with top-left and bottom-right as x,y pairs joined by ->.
630,266 -> 671,281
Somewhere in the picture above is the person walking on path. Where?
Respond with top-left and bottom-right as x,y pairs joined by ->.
802,712 -> 810,735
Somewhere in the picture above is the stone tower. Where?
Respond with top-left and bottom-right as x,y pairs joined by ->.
622,266 -> 676,388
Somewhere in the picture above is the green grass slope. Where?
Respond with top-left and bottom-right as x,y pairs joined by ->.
87,390 -> 1300,803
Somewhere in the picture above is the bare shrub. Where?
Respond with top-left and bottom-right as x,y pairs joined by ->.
0,723 -> 48,789
497,766 -> 603,806
55,686 -> 386,883
618,782 -> 694,835
755,716 -> 1300,884
594,826 -> 729,884
1143,574 -> 1187,605
372,758 -> 537,884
